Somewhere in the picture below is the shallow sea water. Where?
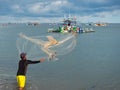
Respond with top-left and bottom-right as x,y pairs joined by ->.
0,23 -> 120,90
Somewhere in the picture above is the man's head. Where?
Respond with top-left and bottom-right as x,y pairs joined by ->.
20,52 -> 27,60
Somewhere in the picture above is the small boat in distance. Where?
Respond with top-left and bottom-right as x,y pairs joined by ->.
94,22 -> 107,26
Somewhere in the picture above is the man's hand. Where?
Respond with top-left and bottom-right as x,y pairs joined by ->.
40,58 -> 45,62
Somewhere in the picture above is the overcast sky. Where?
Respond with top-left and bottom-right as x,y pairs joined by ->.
0,0 -> 120,23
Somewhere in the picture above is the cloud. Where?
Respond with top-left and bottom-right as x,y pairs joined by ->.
88,0 -> 108,3
77,9 -> 120,23
0,8 -> 120,23
0,15 -> 63,23
27,0 -> 71,14
11,4 -> 24,13
95,9 -> 120,17
0,0 -> 120,23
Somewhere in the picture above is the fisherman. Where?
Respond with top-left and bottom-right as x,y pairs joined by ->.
16,52 -> 45,90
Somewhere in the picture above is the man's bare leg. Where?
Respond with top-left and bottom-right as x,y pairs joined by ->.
18,87 -> 24,90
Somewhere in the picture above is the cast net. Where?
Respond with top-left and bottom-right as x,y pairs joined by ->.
16,33 -> 76,61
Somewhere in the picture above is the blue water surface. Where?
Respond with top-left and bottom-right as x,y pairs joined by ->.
0,23 -> 120,90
